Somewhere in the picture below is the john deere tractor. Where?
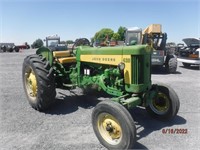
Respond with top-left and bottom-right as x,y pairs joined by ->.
22,38 -> 180,149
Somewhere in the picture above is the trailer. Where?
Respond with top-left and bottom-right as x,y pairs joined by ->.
15,44 -> 30,50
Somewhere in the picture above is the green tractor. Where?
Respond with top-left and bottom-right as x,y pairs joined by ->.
22,38 -> 180,149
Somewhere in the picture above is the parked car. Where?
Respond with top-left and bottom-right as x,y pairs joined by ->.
177,38 -> 200,68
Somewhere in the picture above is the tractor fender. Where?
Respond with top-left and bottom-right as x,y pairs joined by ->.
36,47 -> 53,66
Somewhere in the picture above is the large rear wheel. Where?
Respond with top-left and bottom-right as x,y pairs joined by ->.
92,100 -> 136,149
22,54 -> 56,111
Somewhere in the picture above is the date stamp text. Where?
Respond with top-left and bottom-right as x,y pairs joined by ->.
162,128 -> 188,134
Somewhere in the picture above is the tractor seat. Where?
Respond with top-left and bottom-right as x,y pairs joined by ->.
53,51 -> 76,64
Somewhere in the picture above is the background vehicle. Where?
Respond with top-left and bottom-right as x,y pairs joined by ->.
0,43 -> 16,52
22,38 -> 180,149
45,35 -> 68,51
0,42 -> 30,52
177,38 -> 200,68
125,24 -> 177,73
175,43 -> 184,55
15,42 -> 30,50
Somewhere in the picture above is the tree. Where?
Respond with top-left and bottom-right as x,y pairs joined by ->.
32,39 -> 44,48
93,28 -> 114,42
111,33 -> 120,41
60,41 -> 67,44
117,26 -> 126,41
91,37 -> 95,44
66,40 -> 74,44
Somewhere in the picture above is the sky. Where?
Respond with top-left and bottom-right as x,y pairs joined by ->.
0,0 -> 199,45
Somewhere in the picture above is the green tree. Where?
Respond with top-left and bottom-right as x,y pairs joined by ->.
60,41 -> 67,44
111,33 -> 120,41
117,26 -> 126,41
91,37 -> 95,44
93,28 -> 114,42
66,40 -> 74,44
32,39 -> 43,48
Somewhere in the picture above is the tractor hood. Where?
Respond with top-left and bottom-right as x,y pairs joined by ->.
77,45 -> 151,56
182,38 -> 200,46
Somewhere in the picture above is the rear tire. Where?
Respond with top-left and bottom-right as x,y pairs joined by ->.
146,83 -> 180,121
13,46 -> 19,52
92,100 -> 136,149
22,54 -> 56,111
165,55 -> 177,73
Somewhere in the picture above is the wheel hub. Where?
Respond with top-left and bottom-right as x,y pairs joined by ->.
151,92 -> 170,114
25,70 -> 37,98
103,119 -> 121,139
98,113 -> 122,145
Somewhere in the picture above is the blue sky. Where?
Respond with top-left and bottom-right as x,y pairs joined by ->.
0,0 -> 199,45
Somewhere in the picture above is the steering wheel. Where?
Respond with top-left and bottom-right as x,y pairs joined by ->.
71,38 -> 90,54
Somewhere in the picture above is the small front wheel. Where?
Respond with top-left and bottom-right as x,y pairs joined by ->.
92,101 -> 136,149
146,83 -> 180,121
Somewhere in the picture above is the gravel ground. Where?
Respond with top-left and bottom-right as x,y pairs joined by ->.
0,49 -> 199,150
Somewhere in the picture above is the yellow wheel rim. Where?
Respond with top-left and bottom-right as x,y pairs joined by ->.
150,92 -> 170,115
25,69 -> 38,99
97,113 -> 122,145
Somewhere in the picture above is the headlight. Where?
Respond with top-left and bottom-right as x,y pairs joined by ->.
118,62 -> 125,70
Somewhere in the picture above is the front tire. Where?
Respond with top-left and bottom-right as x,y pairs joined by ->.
1,45 -> 6,52
146,83 -> 180,121
92,101 -> 136,149
22,54 -> 56,111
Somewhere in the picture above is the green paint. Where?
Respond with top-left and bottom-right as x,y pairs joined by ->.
76,45 -> 150,56
36,47 -> 53,66
35,44 -> 155,110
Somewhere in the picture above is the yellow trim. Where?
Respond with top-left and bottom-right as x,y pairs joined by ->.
58,57 -> 76,64
122,55 -> 131,84
80,55 -> 132,84
53,51 -> 71,57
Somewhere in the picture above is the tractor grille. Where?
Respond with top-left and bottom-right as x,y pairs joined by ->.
132,55 -> 144,84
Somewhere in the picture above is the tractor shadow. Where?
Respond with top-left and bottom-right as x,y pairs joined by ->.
129,107 -> 186,149
44,89 -> 103,115
44,90 -> 186,150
